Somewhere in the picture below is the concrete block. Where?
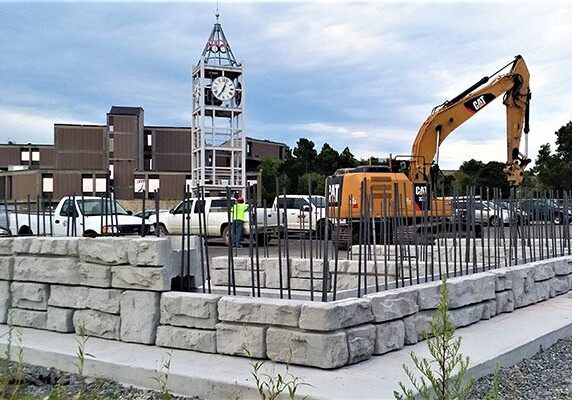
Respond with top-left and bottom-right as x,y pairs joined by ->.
127,238 -> 171,267
298,298 -> 373,331
11,282 -> 49,310
28,237 -> 78,257
78,237 -> 130,265
0,238 -> 13,255
216,322 -> 267,358
73,309 -> 120,340
550,276 -> 571,297
487,269 -> 512,291
403,311 -> 432,345
212,256 -> 248,271
554,259 -> 572,275
111,265 -> 173,291
0,281 -> 11,323
346,324 -> 376,364
87,288 -> 122,314
47,307 -> 74,332
266,328 -> 349,369
120,291 -> 160,344
416,282 -> 442,310
13,257 -> 81,284
0,257 -> 14,280
449,302 -> 490,329
155,325 -> 217,353
160,292 -> 221,329
264,261 -> 288,289
218,296 -> 304,327
374,320 -> 405,355
533,261 -> 556,281
290,277 -> 324,291
79,263 -> 112,288
12,237 -> 32,254
8,308 -> 47,329
536,279 -> 551,302
495,290 -> 515,314
290,258 -> 324,277
447,274 -> 496,308
505,265 -> 538,308
49,286 -> 90,309
211,269 -> 265,287
366,287 -> 418,323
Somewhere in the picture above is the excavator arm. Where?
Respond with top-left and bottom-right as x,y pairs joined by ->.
409,55 -> 531,186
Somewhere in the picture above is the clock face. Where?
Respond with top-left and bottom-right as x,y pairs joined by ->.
211,76 -> 236,101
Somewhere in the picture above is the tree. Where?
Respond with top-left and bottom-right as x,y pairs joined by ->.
258,156 -> 284,204
533,121 -> 572,191
292,138 -> 317,174
298,172 -> 325,195
315,144 -> 340,176
339,147 -> 358,168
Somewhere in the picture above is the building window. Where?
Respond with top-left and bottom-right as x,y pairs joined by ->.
134,177 -> 146,194
95,178 -> 107,193
109,164 -> 114,180
20,149 -> 29,162
149,158 -> 153,170
146,133 -> 152,147
108,116 -> 114,133
42,174 -> 53,193
109,137 -> 114,153
148,178 -> 160,193
247,142 -> 252,156
82,176 -> 93,193
31,149 -> 40,162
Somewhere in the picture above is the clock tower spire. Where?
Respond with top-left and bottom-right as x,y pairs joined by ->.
191,15 -> 246,196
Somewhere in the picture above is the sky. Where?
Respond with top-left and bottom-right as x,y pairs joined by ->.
0,1 -> 571,169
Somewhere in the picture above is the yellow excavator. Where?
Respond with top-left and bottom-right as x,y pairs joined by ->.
329,55 -> 531,243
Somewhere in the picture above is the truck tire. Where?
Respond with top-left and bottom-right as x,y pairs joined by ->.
83,230 -> 98,238
222,225 -> 231,247
154,223 -> 169,235
18,226 -> 32,236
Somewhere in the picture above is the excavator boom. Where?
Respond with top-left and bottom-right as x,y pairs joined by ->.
409,55 -> 531,186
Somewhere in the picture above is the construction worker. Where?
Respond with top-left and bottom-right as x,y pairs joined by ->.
231,196 -> 249,247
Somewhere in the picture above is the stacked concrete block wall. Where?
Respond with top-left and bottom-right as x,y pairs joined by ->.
0,236 -> 181,345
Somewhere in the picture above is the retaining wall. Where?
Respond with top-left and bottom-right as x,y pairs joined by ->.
0,236 -> 571,369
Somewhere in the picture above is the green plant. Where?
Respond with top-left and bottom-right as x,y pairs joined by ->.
251,358 -> 307,400
75,321 -> 94,378
394,275 -> 474,400
0,326 -> 28,400
152,351 -> 173,400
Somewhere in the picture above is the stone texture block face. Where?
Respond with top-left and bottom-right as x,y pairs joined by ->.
155,325 -> 217,353
496,290 -> 515,314
536,279 -> 551,302
120,291 -> 160,344
488,270 -> 512,291
112,266 -> 172,291
79,263 -> 112,288
28,238 -> 78,257
264,262 -> 288,289
0,257 -> 14,280
78,238 -> 130,265
127,238 -> 171,267
298,298 -> 373,331
8,308 -> 47,329
449,302 -> 490,329
49,286 -> 90,309
212,257 -> 248,271
73,309 -> 120,340
47,307 -> 75,332
0,238 -> 13,255
550,276 -> 571,297
218,297 -> 304,327
554,260 -> 572,276
0,281 -> 11,323
12,238 -> 32,254
266,328 -> 349,369
11,282 -> 49,310
345,324 -> 375,364
290,258 -> 324,277
416,282 -> 442,310
14,257 -> 81,284
533,261 -> 556,282
88,289 -> 122,314
374,320 -> 405,355
403,311 -> 432,345
290,277 -> 324,291
161,292 -> 221,329
212,269 -> 265,288
505,266 -> 538,308
366,288 -> 418,322
447,274 -> 496,308
216,322 -> 267,358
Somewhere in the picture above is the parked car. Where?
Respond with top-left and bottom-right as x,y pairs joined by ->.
6,196 -> 153,236
519,199 -> 572,225
0,206 -> 11,236
272,195 -> 328,234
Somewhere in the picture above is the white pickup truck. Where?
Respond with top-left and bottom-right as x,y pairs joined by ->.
5,196 -> 153,237
151,197 -> 279,245
272,195 -> 328,234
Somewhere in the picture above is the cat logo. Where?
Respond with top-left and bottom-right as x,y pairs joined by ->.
463,93 -> 496,114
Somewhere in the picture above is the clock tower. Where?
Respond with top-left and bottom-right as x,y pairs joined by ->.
191,16 -> 246,196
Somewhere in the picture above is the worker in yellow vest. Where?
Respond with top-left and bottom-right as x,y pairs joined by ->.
231,196 -> 249,247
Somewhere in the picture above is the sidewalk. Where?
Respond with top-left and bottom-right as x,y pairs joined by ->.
2,294 -> 572,400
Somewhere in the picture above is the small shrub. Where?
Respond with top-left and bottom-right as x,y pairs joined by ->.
75,321 -> 94,377
152,351 -> 173,400
251,357 -> 307,400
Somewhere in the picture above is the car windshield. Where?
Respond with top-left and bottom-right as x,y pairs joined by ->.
78,199 -> 129,216
310,197 -> 326,207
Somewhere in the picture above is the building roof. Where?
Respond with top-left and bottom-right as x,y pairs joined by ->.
246,137 -> 288,148
109,106 -> 144,116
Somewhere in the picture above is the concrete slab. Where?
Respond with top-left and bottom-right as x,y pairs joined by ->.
2,294 -> 572,400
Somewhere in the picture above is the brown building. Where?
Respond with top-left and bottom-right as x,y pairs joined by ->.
0,106 -> 288,203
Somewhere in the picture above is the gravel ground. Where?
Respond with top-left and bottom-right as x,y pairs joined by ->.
468,337 -> 572,400
4,362 -> 201,399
